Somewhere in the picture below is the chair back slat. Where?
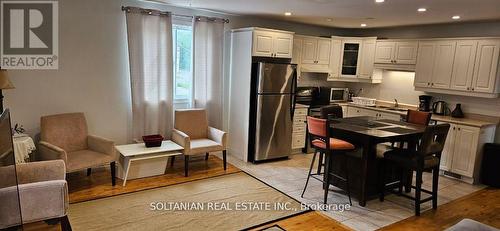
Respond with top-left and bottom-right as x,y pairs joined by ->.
307,116 -> 327,138
407,110 -> 432,126
320,105 -> 343,119
418,124 -> 450,158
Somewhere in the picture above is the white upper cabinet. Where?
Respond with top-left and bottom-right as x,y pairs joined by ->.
295,36 -> 331,73
394,42 -> 418,64
374,41 -> 394,64
253,30 -> 274,57
414,40 -> 457,89
328,39 -> 342,80
471,39 -> 500,93
273,33 -> 294,58
375,41 -> 418,64
251,29 -> 293,58
414,41 -> 436,88
327,36 -> 378,82
358,39 -> 377,79
414,38 -> 500,98
340,39 -> 362,78
431,41 -> 457,89
317,39 -> 332,64
450,40 -> 478,91
300,37 -> 331,65
301,38 -> 317,64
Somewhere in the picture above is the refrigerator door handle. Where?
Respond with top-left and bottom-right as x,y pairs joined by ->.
290,68 -> 297,121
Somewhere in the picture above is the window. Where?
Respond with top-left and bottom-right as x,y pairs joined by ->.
172,23 -> 193,103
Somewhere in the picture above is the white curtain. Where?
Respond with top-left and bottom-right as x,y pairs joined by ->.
193,18 -> 225,129
125,9 -> 174,140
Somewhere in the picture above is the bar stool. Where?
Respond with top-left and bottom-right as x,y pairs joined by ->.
377,110 -> 433,192
301,116 -> 355,205
316,105 -> 344,174
379,124 -> 450,216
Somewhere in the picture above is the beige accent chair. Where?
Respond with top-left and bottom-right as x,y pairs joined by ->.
172,109 -> 227,177
0,160 -> 71,230
38,113 -> 116,185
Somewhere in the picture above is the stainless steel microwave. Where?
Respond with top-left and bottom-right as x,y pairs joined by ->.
330,88 -> 349,102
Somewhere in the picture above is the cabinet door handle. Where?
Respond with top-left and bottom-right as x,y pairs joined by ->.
453,127 -> 456,130
431,83 -> 434,86
467,87 -> 470,90
471,88 -> 474,91
458,127 -> 461,131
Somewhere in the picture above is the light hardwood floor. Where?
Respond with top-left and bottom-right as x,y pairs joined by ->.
22,154 -> 500,231
68,155 -> 240,203
380,187 -> 500,230
248,211 -> 352,231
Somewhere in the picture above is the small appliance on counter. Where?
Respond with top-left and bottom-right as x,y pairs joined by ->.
418,95 -> 432,112
432,100 -> 448,115
351,97 -> 377,106
329,88 -> 349,103
451,103 -> 465,118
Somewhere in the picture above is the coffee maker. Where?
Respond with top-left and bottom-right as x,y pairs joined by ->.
418,95 -> 432,112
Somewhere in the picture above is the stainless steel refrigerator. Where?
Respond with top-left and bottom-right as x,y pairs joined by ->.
248,62 -> 297,162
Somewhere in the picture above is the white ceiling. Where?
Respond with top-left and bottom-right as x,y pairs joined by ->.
157,0 -> 500,28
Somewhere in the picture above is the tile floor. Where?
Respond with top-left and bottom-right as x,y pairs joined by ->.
221,152 -> 485,231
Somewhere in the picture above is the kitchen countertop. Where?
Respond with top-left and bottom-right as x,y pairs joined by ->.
344,103 -> 499,128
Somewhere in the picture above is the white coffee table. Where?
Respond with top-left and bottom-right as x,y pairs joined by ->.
115,140 -> 183,186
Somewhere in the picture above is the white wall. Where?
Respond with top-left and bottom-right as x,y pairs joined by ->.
4,0 -> 341,144
345,20 -> 500,39
347,71 -> 424,105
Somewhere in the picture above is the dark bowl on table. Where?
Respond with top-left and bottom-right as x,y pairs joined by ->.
142,134 -> 164,148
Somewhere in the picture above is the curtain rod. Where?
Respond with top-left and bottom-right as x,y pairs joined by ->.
121,6 -> 229,23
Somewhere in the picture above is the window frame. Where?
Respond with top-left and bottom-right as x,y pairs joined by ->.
172,17 -> 194,106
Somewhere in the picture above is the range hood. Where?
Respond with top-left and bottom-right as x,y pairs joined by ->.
300,64 -> 330,73
373,63 -> 416,72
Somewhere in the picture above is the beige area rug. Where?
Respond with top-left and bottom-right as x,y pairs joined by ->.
68,172 -> 305,231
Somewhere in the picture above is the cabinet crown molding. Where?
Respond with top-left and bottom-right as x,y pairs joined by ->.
231,27 -> 295,34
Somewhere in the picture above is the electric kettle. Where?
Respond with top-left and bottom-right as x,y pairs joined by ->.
432,101 -> 448,115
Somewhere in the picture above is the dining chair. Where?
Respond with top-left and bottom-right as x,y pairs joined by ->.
316,105 -> 344,174
379,123 -> 450,216
377,109 -> 433,157
301,116 -> 355,205
406,110 -> 432,126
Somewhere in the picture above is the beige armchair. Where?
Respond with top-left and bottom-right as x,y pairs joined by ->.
171,109 -> 227,177
38,113 -> 116,185
0,160 -> 71,230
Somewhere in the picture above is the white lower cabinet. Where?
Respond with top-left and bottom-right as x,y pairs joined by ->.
346,106 -> 401,120
377,111 -> 402,121
439,122 -> 496,184
347,107 -> 377,117
292,108 -> 308,149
